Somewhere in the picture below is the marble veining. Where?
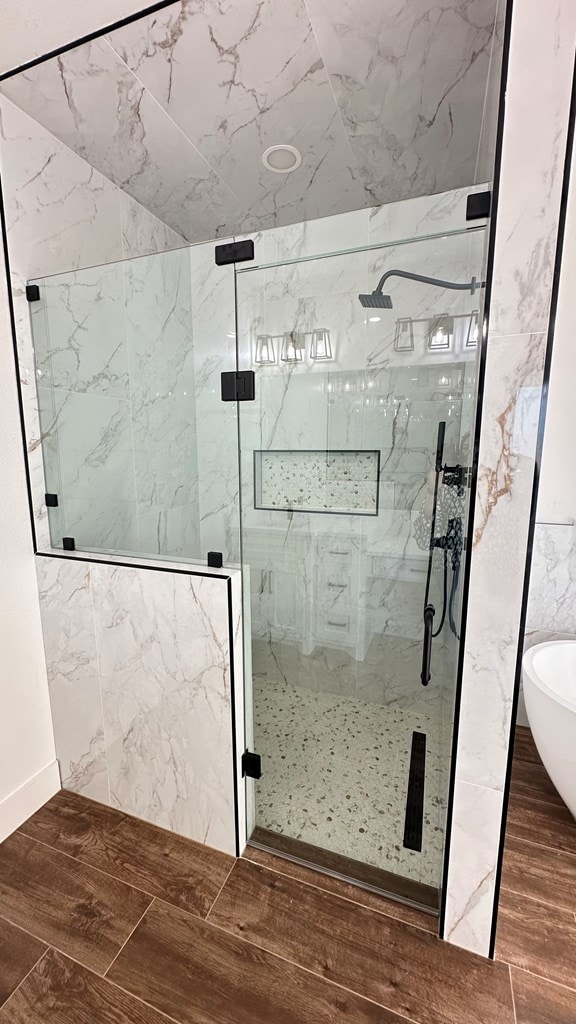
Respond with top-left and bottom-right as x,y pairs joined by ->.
36,555 -> 243,856
31,246 -> 201,558
444,0 -> 576,957
36,556 -> 109,803
526,523 -> 576,634
0,37 -> 244,242
0,1 -> 499,240
304,0 -> 498,205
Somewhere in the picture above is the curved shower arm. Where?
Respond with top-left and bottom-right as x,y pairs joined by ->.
373,269 -> 485,295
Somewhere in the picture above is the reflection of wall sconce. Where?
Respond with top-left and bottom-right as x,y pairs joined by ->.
427,315 -> 453,351
466,310 -> 479,349
280,331 -> 305,362
309,327 -> 333,360
254,333 -> 276,364
394,318 -> 414,352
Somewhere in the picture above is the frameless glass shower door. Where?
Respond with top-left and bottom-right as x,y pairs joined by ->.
236,227 -> 485,907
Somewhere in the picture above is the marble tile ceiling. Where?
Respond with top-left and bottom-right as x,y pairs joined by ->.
0,0 -> 499,242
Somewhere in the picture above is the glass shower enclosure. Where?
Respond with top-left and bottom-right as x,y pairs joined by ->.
237,226 -> 484,908
29,216 -> 485,912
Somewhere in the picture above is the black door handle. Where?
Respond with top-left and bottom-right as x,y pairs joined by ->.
421,603 -> 435,686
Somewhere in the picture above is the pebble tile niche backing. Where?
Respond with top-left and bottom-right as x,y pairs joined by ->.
254,450 -> 380,515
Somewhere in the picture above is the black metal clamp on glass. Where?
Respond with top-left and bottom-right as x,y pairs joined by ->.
421,604 -> 435,686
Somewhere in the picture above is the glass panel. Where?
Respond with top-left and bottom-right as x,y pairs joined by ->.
30,242 -> 240,565
237,228 -> 485,901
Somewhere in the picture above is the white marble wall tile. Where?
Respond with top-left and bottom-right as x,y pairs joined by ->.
488,2 -> 576,337
445,781 -> 503,952
230,571 -> 247,852
0,95 -> 122,278
120,193 -> 188,259
474,0 -> 505,185
36,553 -> 242,852
91,564 -> 237,854
456,332 -> 545,793
304,0 -> 497,205
40,387 -> 138,551
368,185 -> 489,246
36,556 -> 109,802
33,264 -> 128,398
445,0 -> 576,958
526,523 -> 576,634
190,245 -> 241,564
137,503 -> 201,561
107,0 -> 367,231
0,94 -> 124,549
124,248 -> 200,536
0,38 -> 243,243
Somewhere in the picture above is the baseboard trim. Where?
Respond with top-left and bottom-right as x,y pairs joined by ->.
0,760 -> 61,842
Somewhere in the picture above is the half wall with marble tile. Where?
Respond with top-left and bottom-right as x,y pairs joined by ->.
35,553 -> 243,857
443,0 -> 576,957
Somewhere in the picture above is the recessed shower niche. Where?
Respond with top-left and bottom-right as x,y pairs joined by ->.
0,0 -> 504,915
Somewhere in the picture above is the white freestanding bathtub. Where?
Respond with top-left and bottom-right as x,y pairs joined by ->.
522,641 -> 576,819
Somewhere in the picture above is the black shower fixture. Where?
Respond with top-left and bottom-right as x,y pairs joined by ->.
358,270 -> 485,309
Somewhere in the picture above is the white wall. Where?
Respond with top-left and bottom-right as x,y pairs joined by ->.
0,260 -> 58,838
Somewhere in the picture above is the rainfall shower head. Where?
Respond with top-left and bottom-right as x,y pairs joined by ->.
358,291 -> 393,309
358,270 -> 485,309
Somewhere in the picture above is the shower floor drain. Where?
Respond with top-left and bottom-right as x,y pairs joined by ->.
403,731 -> 427,852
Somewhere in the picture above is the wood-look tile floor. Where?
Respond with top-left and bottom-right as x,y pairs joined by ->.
0,727 -> 573,1023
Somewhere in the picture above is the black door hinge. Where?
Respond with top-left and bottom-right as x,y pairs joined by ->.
26,284 -> 40,302
45,493 -> 59,507
62,537 -> 76,551
242,751 -> 262,779
215,240 -> 254,266
466,191 -> 491,221
221,370 -> 255,402
207,551 -> 223,568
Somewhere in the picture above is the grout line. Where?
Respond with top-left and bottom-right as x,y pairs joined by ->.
505,831 -> 576,859
101,38 -> 245,210
15,830 -> 157,902
103,897 -> 155,977
1,939 -> 183,1024
202,860 -> 237,919
508,964 -> 518,1024
0,947 -> 49,1013
18,801 -> 436,937
236,853 -> 438,937
90,964 -> 184,1024
0,911 -> 107,978
153,896 -> 424,1024
499,883 -> 576,918
504,962 -> 576,996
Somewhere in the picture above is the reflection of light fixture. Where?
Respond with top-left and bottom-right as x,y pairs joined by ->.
254,334 -> 276,364
427,315 -> 453,351
281,331 -> 304,362
309,327 -> 333,360
466,310 -> 479,349
394,317 -> 414,352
